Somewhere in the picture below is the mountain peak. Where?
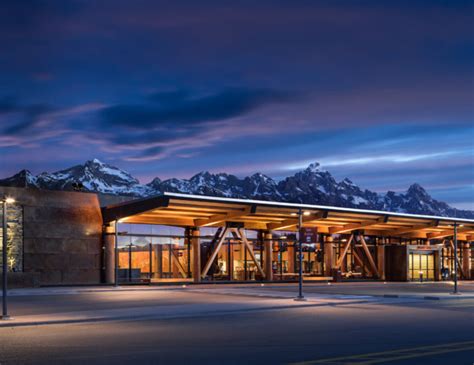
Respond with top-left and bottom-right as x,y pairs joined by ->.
86,158 -> 105,166
407,183 -> 428,197
306,162 -> 321,173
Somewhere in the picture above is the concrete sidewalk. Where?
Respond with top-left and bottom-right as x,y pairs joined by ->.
0,294 -> 381,328
6,281 -> 474,299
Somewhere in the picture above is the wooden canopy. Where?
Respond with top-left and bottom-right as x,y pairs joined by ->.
102,192 -> 474,240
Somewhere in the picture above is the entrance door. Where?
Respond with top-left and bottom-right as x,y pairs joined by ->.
409,252 -> 435,281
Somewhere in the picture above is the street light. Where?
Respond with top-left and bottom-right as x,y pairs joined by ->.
452,222 -> 460,295
294,208 -> 306,301
2,196 -> 15,320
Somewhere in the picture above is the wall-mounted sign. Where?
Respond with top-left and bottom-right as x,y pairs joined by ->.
299,228 -> 317,243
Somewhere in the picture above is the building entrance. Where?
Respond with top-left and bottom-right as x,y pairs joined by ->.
409,252 -> 435,281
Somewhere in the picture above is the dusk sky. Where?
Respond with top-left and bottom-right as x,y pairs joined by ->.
0,1 -> 473,209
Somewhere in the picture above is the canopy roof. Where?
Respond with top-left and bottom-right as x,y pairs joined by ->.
102,192 -> 474,240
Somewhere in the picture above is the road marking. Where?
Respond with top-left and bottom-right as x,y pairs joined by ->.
290,340 -> 474,364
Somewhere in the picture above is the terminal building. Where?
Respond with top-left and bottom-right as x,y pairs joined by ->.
1,186 -> 473,287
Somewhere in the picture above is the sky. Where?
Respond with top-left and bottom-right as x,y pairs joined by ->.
0,0 -> 473,209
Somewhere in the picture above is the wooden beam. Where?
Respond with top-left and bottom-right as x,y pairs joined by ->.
201,227 -> 228,278
352,248 -> 365,269
122,217 -> 195,226
267,211 -> 328,231
171,249 -> 187,278
448,240 -> 467,279
236,228 -> 266,278
194,206 -> 252,227
388,220 -> 440,236
427,226 -> 474,239
335,234 -> 354,269
358,235 -> 380,278
329,217 -> 387,234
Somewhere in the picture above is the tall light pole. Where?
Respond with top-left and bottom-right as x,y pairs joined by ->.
452,222 -> 459,295
114,219 -> 119,288
295,208 -> 306,301
2,196 -> 15,320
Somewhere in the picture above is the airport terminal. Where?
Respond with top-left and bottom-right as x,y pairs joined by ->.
1,186 -> 473,287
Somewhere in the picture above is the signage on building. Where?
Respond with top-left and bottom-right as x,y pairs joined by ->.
299,228 -> 317,243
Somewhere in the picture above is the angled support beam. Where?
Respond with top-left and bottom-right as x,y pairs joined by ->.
449,240 -> 467,279
194,206 -> 252,227
267,211 -> 328,231
329,217 -> 387,235
171,249 -> 187,278
236,228 -> 266,278
358,235 -> 380,278
389,220 -> 440,236
201,227 -> 228,278
334,234 -> 354,269
352,247 -> 366,273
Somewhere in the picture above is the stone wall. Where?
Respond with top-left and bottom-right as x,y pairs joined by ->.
0,187 -> 103,287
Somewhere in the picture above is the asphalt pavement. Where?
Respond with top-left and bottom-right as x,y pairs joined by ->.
0,282 -> 473,364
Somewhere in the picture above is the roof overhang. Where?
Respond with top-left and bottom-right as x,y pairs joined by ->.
101,192 -> 474,240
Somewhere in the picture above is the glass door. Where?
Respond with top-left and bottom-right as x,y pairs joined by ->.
409,252 -> 435,281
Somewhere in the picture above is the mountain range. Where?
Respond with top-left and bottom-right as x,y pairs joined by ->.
1,158 -> 472,218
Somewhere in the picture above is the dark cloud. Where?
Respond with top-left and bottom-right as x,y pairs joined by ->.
147,89 -> 191,105
0,97 -> 52,136
100,88 -> 302,129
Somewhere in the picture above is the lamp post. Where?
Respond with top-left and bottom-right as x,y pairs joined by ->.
452,222 -> 459,295
114,219 -> 119,288
2,196 -> 15,320
295,208 -> 306,301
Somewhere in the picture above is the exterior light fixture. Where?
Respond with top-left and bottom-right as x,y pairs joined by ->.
2,195 -> 17,320
291,212 -> 297,216
303,211 -> 311,216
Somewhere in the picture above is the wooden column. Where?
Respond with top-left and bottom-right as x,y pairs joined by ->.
264,232 -> 273,281
324,236 -> 334,276
104,226 -> 115,284
153,244 -> 162,279
191,228 -> 201,283
377,244 -> 385,280
463,243 -> 471,280
287,242 -> 295,273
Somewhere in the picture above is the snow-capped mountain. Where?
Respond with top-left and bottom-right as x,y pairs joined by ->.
1,159 -> 472,218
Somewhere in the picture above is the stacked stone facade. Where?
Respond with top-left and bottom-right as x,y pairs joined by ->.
0,187 -> 103,287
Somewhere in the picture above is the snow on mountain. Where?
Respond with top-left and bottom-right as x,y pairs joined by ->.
26,159 -> 154,196
0,159 -> 472,218
0,169 -> 37,188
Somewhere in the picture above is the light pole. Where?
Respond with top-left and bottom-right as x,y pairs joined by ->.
2,196 -> 15,320
114,219 -> 119,288
452,222 -> 459,295
295,208 -> 306,301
